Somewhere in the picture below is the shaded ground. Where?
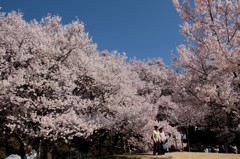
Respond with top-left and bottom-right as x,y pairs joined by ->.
102,152 -> 240,159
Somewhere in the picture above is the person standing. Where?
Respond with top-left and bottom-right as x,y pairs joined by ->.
5,153 -> 21,159
5,147 -> 21,159
152,126 -> 161,155
159,127 -> 168,155
25,145 -> 38,159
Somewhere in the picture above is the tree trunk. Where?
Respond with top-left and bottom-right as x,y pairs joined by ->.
13,133 -> 26,159
110,135 -> 119,155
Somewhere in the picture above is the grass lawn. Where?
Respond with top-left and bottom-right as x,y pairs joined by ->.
103,152 -> 240,159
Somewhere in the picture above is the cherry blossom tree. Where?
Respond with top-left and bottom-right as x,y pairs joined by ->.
129,58 -> 179,124
128,58 -> 182,149
0,11 -> 102,140
172,0 -> 240,143
0,10 -> 182,156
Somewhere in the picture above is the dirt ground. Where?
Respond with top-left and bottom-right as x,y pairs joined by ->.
106,152 -> 240,159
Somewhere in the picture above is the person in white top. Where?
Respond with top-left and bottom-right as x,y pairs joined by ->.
159,127 -> 168,155
25,145 -> 38,159
152,126 -> 160,155
5,147 -> 21,159
5,154 -> 21,159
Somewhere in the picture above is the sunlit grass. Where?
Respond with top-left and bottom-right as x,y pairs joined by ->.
103,152 -> 240,159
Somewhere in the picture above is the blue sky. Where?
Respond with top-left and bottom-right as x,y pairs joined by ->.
0,0 -> 184,65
